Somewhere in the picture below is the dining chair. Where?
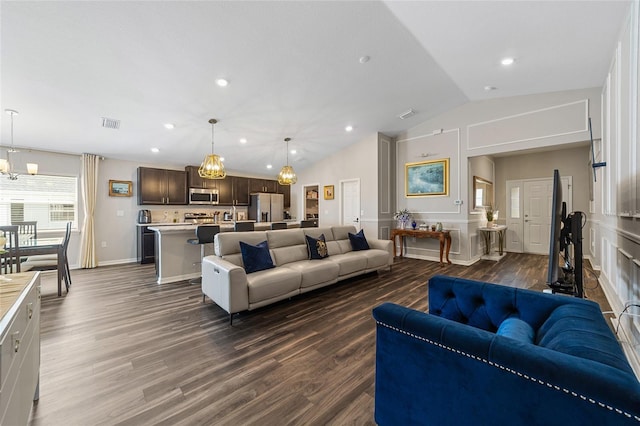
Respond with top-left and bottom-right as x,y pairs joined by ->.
270,222 -> 288,230
20,222 -> 72,291
0,225 -> 21,274
12,220 -> 37,239
234,222 -> 255,232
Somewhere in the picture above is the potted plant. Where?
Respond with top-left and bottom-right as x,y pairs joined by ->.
485,205 -> 495,227
394,208 -> 412,229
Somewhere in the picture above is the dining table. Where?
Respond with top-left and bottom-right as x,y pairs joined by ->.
18,236 -> 65,296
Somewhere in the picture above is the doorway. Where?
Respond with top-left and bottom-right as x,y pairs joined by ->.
340,179 -> 360,229
506,176 -> 572,254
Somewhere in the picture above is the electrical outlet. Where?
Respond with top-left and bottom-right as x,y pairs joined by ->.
454,200 -> 463,205
116,210 -> 124,217
101,241 -> 107,248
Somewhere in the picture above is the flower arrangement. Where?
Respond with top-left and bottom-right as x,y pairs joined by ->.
485,204 -> 494,222
394,208 -> 412,222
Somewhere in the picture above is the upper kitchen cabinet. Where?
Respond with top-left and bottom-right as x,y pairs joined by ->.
137,167 -> 188,205
277,183 -> 291,208
232,176 -> 250,205
186,165 -> 218,189
249,178 -> 278,194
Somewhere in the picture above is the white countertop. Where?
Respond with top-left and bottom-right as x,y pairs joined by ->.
147,221 -> 300,233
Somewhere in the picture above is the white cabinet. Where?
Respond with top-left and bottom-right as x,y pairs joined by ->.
0,272 -> 41,425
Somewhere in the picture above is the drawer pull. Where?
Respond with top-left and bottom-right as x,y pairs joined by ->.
12,331 -> 20,353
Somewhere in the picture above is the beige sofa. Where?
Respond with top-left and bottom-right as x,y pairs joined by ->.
201,225 -> 393,323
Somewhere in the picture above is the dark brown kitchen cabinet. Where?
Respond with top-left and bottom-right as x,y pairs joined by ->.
185,165 -> 219,189
137,167 -> 187,205
137,225 -> 155,264
278,183 -> 291,208
232,176 -> 250,205
249,178 -> 278,193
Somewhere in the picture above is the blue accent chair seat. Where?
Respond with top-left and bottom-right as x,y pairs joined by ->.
373,275 -> 640,425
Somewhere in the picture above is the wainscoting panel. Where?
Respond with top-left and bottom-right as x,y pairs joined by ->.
467,100 -> 588,150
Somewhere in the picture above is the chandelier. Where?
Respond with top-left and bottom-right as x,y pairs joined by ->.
0,109 -> 38,180
277,137 -> 297,185
198,118 -> 226,179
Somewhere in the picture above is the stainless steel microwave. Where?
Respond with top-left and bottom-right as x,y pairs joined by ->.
189,188 -> 219,205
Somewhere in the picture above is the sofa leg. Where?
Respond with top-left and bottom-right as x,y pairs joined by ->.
229,313 -> 234,326
202,294 -> 206,303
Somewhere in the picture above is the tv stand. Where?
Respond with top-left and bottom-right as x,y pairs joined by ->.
548,211 -> 584,298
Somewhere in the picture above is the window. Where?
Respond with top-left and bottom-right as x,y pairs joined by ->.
0,174 -> 78,230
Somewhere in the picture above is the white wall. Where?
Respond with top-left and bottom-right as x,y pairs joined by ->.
592,0 -> 640,374
290,133 -> 380,238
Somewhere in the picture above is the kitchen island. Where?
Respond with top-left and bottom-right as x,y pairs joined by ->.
147,221 -> 299,284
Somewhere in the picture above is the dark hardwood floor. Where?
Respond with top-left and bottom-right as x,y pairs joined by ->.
28,253 -> 607,425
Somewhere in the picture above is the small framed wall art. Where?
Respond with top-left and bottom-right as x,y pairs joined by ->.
324,185 -> 334,200
108,179 -> 133,197
405,158 -> 449,197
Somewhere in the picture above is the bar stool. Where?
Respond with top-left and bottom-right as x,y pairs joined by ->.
271,222 -> 288,230
188,225 -> 220,284
234,222 -> 254,232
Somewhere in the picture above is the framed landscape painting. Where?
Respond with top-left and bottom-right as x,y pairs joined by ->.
405,158 -> 449,197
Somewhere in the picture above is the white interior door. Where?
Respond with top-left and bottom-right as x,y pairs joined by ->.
506,180 -> 524,253
521,176 -> 572,255
340,179 -> 360,229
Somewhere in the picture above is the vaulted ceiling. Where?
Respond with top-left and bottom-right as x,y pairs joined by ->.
0,1 -> 630,175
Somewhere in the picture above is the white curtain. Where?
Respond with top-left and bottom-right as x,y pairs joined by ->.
80,153 -> 99,268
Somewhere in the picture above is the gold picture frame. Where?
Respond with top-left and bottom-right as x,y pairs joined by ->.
324,185 -> 334,200
108,179 -> 133,197
405,158 -> 449,197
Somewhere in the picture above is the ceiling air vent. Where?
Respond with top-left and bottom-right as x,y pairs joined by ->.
101,117 -> 121,129
397,109 -> 416,120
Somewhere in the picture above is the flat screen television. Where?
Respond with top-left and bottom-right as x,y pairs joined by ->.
546,169 -> 584,297
546,170 -> 563,286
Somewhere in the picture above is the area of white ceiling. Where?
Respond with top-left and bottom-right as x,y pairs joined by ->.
0,1 -> 630,176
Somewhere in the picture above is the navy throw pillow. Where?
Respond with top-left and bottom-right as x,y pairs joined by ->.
496,317 -> 534,344
348,229 -> 370,251
239,240 -> 275,274
306,234 -> 329,259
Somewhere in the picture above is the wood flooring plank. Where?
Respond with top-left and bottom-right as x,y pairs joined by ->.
27,254 -> 607,425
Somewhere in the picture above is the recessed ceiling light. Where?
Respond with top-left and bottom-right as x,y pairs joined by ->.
216,78 -> 229,87
501,57 -> 515,66
484,86 -> 497,91
359,55 -> 370,64
266,164 -> 273,169
290,149 -> 297,154
240,138 -> 247,144
164,123 -> 175,129
151,148 -> 159,153
345,125 -> 353,132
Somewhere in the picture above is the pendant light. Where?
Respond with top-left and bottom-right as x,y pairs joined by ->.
1,109 -> 37,180
277,137 -> 297,185
198,118 -> 226,179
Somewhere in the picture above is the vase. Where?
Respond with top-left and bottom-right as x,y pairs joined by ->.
398,220 -> 406,229
411,220 -> 417,229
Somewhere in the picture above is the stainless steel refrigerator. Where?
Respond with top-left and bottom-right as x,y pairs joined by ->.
249,193 -> 284,222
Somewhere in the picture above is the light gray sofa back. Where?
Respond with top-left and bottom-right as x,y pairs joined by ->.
213,225 -> 361,268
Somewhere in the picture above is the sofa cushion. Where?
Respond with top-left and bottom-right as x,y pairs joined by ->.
266,229 -> 308,266
215,231 -> 268,256
360,249 -> 391,270
306,234 -> 329,259
239,240 -> 275,274
496,317 -> 534,343
247,267 -> 301,303
348,229 -> 370,251
536,304 -> 634,374
330,252 -> 368,276
284,260 -> 340,288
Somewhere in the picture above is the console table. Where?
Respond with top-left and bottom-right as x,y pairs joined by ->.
390,229 -> 452,266
478,225 -> 507,261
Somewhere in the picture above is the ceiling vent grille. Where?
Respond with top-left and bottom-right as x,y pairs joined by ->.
397,109 -> 416,120
101,117 -> 120,129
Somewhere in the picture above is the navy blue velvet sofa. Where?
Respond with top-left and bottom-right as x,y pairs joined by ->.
373,275 -> 640,425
